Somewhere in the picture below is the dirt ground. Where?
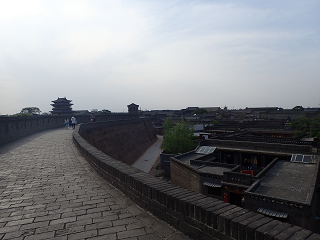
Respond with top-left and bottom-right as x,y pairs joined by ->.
149,156 -> 170,182
149,156 -> 162,176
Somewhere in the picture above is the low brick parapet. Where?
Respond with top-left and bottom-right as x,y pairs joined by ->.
73,123 -> 320,240
0,114 -> 139,146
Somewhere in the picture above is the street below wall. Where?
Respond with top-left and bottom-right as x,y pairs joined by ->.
132,135 -> 163,173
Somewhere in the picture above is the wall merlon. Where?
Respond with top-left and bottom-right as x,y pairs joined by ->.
231,212 -> 257,239
274,226 -> 303,240
212,205 -> 239,229
264,222 -> 293,240
222,209 -> 250,237
195,199 -> 219,221
201,199 -> 225,225
246,216 -> 273,240
286,229 -> 313,240
238,214 -> 265,240
206,202 -> 230,226
305,233 -> 320,239
217,206 -> 243,232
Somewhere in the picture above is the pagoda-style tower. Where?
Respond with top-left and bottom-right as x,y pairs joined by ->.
51,97 -> 74,116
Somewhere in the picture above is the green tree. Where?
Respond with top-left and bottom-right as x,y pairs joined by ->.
310,115 -> 320,138
99,109 -> 111,114
290,116 -> 310,138
10,113 -> 33,117
290,115 -> 320,139
192,108 -> 208,115
20,107 -> 41,115
162,117 -> 174,133
292,106 -> 304,111
162,117 -> 197,154
210,120 -> 219,125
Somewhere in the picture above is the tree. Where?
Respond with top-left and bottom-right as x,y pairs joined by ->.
192,108 -> 208,115
310,115 -> 320,139
162,117 -> 174,133
20,107 -> 41,115
290,116 -> 310,138
292,106 -> 304,111
99,109 -> 111,114
162,117 -> 197,154
210,120 -> 219,125
290,115 -> 320,139
10,113 -> 33,117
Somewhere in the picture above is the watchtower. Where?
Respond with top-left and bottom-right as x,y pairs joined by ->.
127,103 -> 139,114
51,97 -> 74,116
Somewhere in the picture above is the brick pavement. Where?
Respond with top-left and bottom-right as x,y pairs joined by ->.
0,128 -> 189,240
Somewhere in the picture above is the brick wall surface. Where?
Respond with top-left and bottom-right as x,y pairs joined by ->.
79,119 -> 157,165
0,116 -> 66,145
0,114 -> 138,146
171,159 -> 201,193
73,122 -> 320,240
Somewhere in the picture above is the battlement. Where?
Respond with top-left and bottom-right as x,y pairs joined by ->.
0,114 -> 139,145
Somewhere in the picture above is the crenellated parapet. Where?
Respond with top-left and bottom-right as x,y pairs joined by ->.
0,113 -> 139,146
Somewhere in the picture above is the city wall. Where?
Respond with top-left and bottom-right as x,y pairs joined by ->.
79,119 -> 157,165
0,114 -> 138,146
73,120 -> 320,240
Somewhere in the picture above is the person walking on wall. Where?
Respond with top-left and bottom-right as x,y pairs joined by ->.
64,118 -> 69,129
71,117 -> 77,129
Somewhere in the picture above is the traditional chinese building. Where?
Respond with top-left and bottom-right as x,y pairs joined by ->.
127,103 -> 139,114
50,97 -> 74,116
169,126 -> 320,233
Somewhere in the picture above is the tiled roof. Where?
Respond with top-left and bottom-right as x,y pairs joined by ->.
127,103 -> 139,107
185,107 -> 199,111
202,107 -> 221,112
257,208 -> 288,218
52,97 -> 72,103
253,160 -> 318,204
203,182 -> 222,187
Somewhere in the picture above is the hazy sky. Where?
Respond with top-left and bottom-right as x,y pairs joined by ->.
0,0 -> 319,114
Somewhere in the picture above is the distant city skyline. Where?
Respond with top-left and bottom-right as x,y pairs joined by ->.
1,1 -> 319,115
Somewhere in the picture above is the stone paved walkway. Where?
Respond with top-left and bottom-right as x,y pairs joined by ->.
0,129 -> 189,240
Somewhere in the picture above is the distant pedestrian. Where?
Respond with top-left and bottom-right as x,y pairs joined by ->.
91,115 -> 96,122
69,118 -> 72,127
64,118 -> 69,129
71,117 -> 77,129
